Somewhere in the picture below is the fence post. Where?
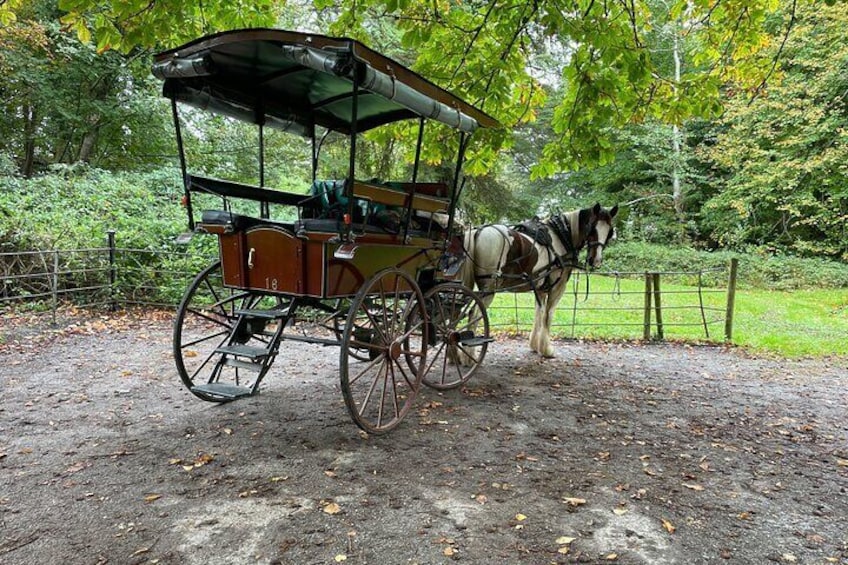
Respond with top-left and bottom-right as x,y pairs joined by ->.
107,229 -> 117,311
52,250 -> 59,326
724,258 -> 739,342
652,272 -> 663,340
643,272 -> 653,340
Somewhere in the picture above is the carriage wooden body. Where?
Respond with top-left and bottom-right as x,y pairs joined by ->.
155,29 -> 499,433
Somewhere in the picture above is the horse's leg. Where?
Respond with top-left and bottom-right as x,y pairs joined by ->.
537,272 -> 570,358
529,290 -> 547,354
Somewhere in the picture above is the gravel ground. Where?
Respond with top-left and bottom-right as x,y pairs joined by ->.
1,311 -> 847,565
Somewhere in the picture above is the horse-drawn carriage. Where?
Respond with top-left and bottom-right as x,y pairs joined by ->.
154,29 -> 500,433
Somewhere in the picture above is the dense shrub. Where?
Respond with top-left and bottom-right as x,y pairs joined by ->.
3,169 -> 846,305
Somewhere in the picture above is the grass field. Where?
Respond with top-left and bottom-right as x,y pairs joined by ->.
485,272 -> 848,358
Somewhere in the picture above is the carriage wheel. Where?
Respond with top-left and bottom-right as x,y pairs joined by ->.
340,268 -> 428,433
173,261 -> 288,402
419,283 -> 490,390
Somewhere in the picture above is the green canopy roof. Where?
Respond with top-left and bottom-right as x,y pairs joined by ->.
153,29 -> 501,137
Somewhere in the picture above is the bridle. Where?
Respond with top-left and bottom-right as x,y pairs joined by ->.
585,222 -> 615,266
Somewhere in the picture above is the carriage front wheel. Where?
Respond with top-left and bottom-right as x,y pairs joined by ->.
420,283 -> 490,390
339,267 -> 428,434
173,261 -> 288,402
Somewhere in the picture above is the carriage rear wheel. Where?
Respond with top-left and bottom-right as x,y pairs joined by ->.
339,268 -> 428,434
419,283 -> 490,390
173,261 -> 288,402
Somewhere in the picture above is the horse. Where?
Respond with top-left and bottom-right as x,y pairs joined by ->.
460,203 -> 618,358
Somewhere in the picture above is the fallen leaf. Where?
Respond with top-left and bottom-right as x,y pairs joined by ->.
837,459 -> 848,467
184,350 -> 198,358
683,483 -> 705,491
613,507 -> 628,515
474,494 -> 487,504
606,553 -> 618,560
661,518 -> 676,534
563,497 -> 587,507
64,461 -> 88,474
168,458 -> 182,465
192,453 -> 214,468
324,470 -> 337,478
556,536 -> 576,545
514,513 -> 527,521
782,553 -> 796,563
443,547 -> 456,557
334,555 -> 347,562
269,476 -> 289,483
557,546 -> 570,554
323,502 -> 342,515
143,494 -> 161,503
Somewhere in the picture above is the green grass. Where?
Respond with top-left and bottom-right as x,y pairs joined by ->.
485,273 -> 848,358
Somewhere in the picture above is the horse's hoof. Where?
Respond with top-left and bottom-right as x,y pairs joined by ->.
542,349 -> 556,359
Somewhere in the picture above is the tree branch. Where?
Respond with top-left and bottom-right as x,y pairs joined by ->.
748,0 -> 797,105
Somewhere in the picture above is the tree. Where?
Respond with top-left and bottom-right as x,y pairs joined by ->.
698,1 -> 848,259
56,0 -> 798,175
0,1 -> 173,175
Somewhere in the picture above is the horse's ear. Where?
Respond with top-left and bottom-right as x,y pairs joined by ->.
592,202 -> 601,216
610,205 -> 619,218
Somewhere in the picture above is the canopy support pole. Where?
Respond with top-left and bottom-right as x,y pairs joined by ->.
171,98 -> 194,231
447,132 -> 469,237
344,68 -> 360,241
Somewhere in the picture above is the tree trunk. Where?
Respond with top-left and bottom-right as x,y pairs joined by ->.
671,25 -> 684,220
78,129 -> 98,163
21,102 -> 37,177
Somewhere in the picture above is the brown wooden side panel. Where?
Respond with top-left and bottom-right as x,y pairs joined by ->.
324,244 -> 436,297
242,226 -> 304,294
219,233 -> 246,287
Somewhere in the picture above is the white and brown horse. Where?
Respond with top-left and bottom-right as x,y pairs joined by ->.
460,203 -> 618,357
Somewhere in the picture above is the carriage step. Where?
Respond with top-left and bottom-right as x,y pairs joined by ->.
458,335 -> 495,347
191,383 -> 254,400
236,307 -> 289,320
215,344 -> 272,360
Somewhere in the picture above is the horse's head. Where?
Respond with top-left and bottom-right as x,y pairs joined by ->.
586,203 -> 618,269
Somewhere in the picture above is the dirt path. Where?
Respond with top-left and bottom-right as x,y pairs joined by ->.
1,313 -> 847,565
